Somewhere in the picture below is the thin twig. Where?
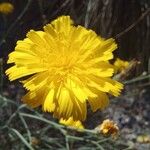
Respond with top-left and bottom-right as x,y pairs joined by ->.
67,135 -> 105,150
50,0 -> 71,18
4,104 -> 27,127
10,128 -> 34,150
37,0 -> 47,25
18,113 -> 32,144
65,136 -> 70,150
84,0 -> 92,28
0,0 -> 32,46
0,58 -> 3,95
20,113 -> 67,135
114,8 -> 150,39
123,74 -> 150,85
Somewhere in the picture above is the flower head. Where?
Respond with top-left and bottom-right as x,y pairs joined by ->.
60,117 -> 84,129
99,119 -> 119,137
137,135 -> 150,143
31,137 -> 40,146
0,2 -> 14,14
6,16 -> 123,121
114,58 -> 129,73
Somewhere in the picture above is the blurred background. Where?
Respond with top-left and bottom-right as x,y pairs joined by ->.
0,0 -> 150,149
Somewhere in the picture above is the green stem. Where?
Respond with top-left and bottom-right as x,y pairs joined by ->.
123,74 -> 150,84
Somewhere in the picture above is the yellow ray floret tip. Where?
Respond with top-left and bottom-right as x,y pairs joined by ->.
6,15 -> 123,121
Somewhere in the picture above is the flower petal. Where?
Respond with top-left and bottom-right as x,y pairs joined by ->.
65,78 -> 87,103
6,66 -> 46,81
88,92 -> 109,112
43,88 -> 55,112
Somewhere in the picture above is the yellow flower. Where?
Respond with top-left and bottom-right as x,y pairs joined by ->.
6,16 -> 123,121
114,58 -> 129,73
137,135 -> 150,143
59,117 -> 84,129
0,2 -> 14,14
99,119 -> 119,137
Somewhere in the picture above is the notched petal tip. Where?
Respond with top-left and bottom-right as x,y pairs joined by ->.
51,15 -> 74,25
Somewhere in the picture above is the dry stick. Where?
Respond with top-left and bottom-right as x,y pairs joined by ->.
50,0 -> 71,18
10,128 -> 34,150
84,0 -> 92,28
65,136 -> 70,150
18,113 -> 32,145
123,74 -> 150,85
67,135 -> 105,150
37,0 -> 47,25
0,58 -> 3,94
0,0 -> 32,46
114,8 -> 150,39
